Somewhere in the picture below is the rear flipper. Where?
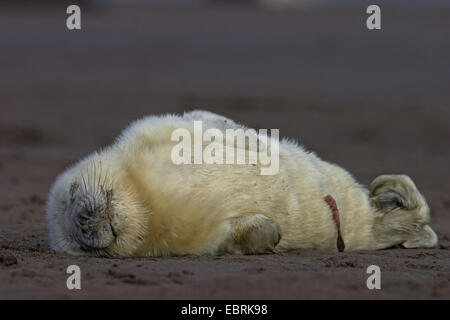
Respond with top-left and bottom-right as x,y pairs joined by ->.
220,214 -> 282,254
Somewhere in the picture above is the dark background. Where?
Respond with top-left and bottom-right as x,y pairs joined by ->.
0,0 -> 449,299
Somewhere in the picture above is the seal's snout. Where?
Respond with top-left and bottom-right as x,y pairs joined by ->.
68,190 -> 115,250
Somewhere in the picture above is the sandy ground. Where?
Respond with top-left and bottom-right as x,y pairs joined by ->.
0,2 -> 449,299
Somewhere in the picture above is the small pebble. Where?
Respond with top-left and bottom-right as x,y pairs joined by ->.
0,254 -> 18,266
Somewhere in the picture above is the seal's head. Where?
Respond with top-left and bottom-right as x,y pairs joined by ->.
46,157 -> 150,257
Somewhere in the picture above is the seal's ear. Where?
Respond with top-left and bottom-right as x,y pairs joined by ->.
369,175 -> 418,212
403,225 -> 438,248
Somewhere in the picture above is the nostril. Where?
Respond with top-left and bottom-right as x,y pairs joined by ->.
78,214 -> 90,222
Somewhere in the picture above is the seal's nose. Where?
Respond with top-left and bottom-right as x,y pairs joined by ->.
69,192 -> 115,249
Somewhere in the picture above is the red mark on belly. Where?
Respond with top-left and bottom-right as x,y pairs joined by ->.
324,195 -> 346,252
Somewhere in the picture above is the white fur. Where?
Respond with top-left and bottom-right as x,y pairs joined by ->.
46,110 -> 438,257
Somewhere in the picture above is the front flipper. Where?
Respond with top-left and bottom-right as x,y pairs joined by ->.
221,214 -> 282,254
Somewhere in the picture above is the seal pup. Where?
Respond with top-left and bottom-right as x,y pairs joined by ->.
46,110 -> 438,257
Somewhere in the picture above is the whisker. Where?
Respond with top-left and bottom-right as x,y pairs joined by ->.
97,162 -> 103,197
81,172 -> 88,193
102,165 -> 109,191
88,162 -> 93,193
93,160 -> 98,195
54,238 -> 73,252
